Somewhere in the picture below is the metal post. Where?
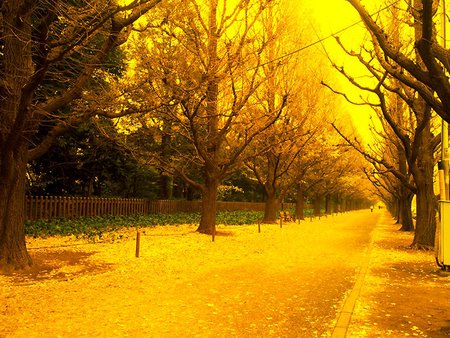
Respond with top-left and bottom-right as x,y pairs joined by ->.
443,0 -> 449,200
438,0 -> 450,270
440,0 -> 449,201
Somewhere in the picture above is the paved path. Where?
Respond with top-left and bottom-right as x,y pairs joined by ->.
331,212 -> 377,337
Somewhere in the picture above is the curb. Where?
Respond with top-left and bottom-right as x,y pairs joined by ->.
330,212 -> 383,337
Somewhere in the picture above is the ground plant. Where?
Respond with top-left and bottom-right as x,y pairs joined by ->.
25,211 -> 265,239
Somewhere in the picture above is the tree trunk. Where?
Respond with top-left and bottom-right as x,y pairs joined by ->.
0,1 -> 33,272
325,194 -> 333,214
395,195 -> 401,224
407,0 -> 436,247
398,190 -> 414,232
313,195 -> 322,216
411,120 -> 436,247
196,178 -> 219,235
0,145 -> 33,272
341,198 -> 347,212
262,193 -> 280,223
195,0 -> 220,237
159,174 -> 173,199
413,182 -> 436,247
295,186 -> 305,220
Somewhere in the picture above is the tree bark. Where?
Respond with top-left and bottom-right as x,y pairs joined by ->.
413,180 -> 436,247
325,194 -> 333,215
295,186 -> 305,220
0,145 -> 32,272
313,195 -> 322,216
406,0 -> 436,246
0,1 -> 34,271
411,120 -> 436,247
398,189 -> 414,232
194,0 -> 221,236
262,193 -> 280,224
196,176 -> 219,235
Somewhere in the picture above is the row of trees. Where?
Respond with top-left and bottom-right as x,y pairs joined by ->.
0,0 -> 373,271
328,0 -> 450,249
112,0 -> 374,231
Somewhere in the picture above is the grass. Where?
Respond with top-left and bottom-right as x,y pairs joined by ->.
25,210 -> 265,239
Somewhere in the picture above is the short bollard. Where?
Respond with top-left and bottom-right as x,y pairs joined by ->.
258,220 -> 261,233
135,231 -> 141,258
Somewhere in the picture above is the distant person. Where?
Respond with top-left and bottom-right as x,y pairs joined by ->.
370,206 -> 374,212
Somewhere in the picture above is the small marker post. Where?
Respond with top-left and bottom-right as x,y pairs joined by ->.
135,230 -> 141,258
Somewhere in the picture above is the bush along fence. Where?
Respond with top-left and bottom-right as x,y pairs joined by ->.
25,196 -> 296,221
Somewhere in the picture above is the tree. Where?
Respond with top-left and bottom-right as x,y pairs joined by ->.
126,0 -> 284,236
28,121 -> 160,198
346,1 -> 450,120
242,1 -> 321,223
0,0 -> 162,271
330,0 -> 439,247
299,124 -> 374,215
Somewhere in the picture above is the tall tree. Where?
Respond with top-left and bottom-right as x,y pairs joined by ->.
243,0 -> 318,223
126,0 -> 283,235
328,1 -> 439,247
347,0 -> 449,120
0,0 -> 162,271
28,121 -> 160,198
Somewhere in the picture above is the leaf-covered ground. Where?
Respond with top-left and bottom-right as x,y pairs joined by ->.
1,210 -> 449,337
347,212 -> 450,337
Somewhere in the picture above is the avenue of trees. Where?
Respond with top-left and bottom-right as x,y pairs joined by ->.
324,0 -> 449,249
1,0 -> 374,272
116,0 -> 373,233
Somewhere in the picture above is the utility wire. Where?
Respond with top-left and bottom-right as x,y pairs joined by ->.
255,0 -> 401,69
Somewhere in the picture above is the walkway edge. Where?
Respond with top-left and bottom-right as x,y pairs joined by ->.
330,212 -> 383,338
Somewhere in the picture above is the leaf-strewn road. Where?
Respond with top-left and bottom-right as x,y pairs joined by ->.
2,211 -> 382,337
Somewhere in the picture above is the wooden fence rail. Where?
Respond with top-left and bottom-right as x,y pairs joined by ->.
25,196 -> 295,221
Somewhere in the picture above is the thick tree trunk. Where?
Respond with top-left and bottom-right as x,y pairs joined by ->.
313,195 -> 322,216
399,190 -> 414,232
413,184 -> 436,247
262,193 -> 280,223
0,145 -> 33,272
408,0 -> 436,247
412,123 -> 436,247
195,0 -> 220,237
325,194 -> 332,215
159,174 -> 173,199
196,179 -> 219,235
0,1 -> 33,272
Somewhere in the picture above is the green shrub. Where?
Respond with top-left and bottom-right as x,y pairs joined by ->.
24,210 -> 264,238
216,210 -> 263,225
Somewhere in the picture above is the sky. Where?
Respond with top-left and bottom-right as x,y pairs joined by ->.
294,0 -> 380,143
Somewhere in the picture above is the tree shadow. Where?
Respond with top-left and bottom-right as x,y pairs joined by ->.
7,250 -> 112,284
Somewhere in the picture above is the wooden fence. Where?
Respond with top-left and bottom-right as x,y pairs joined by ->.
25,196 -> 295,221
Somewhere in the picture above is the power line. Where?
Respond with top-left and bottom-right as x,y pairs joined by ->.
255,0 -> 401,69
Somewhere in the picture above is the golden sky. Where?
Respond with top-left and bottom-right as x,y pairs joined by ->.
297,0 -> 380,144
